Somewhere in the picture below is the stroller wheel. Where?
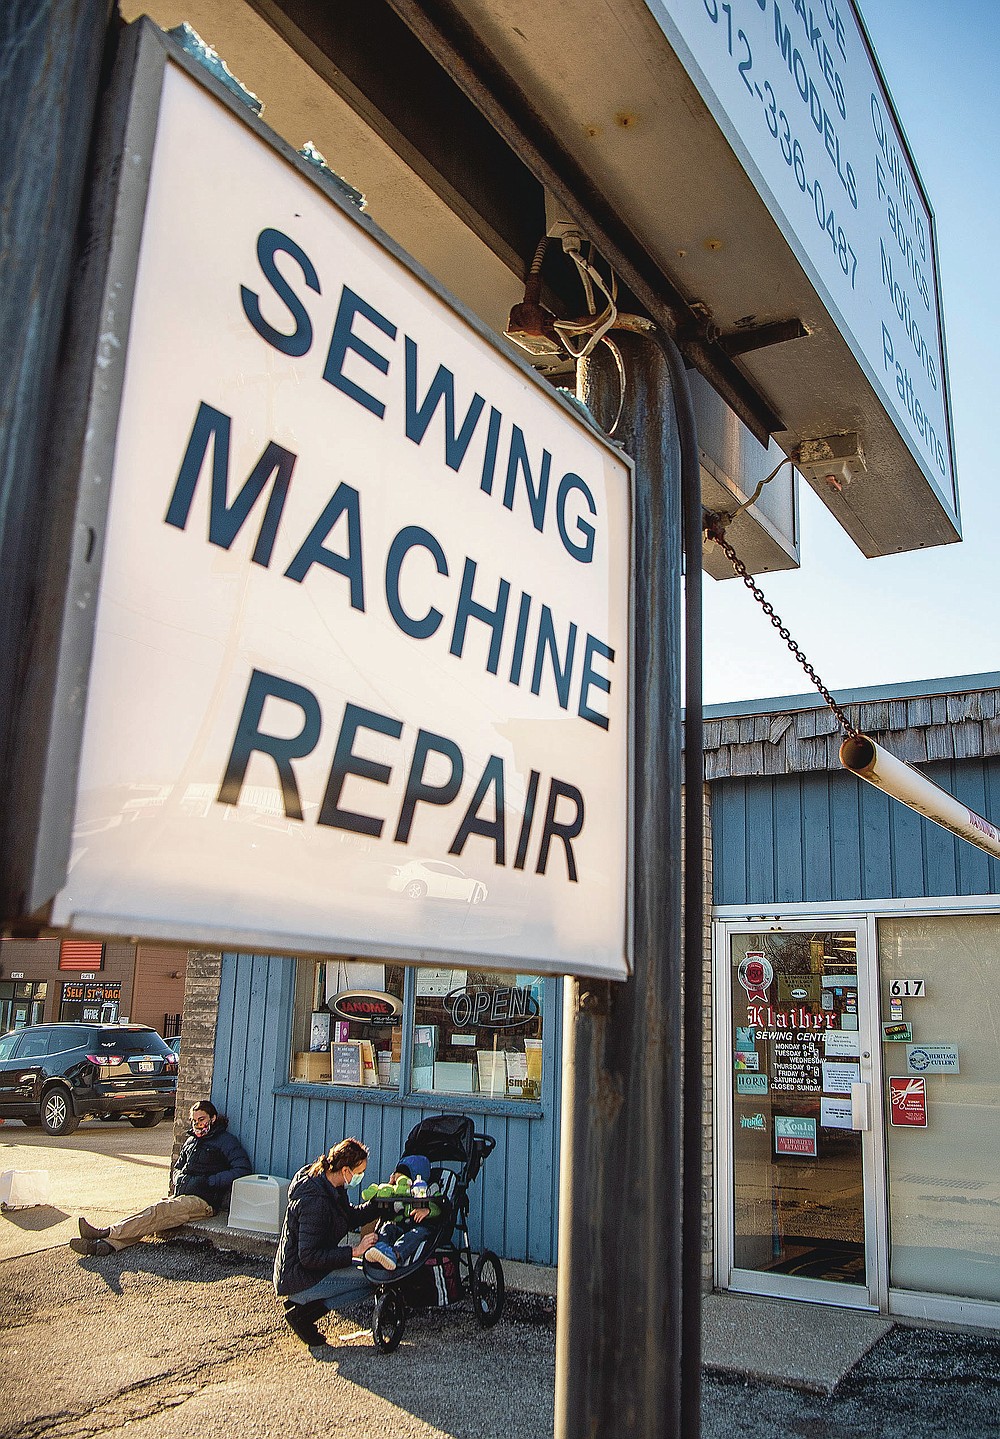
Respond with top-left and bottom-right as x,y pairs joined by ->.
472,1250 -> 505,1328
372,1290 -> 407,1352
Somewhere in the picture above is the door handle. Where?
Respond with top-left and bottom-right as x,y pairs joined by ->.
851,1081 -> 871,1131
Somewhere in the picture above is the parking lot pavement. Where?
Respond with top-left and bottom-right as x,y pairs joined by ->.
0,1241 -> 556,1439
3,1234 -> 1000,1439
0,1117 -> 172,1262
3,1124 -> 999,1439
0,1121 -> 558,1439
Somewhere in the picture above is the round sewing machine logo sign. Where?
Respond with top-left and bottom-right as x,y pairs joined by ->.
738,951 -> 774,1004
330,990 -> 403,1023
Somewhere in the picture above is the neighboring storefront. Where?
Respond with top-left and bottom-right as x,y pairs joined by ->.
708,673 -> 1000,1329
0,938 -> 188,1037
193,673 -> 1000,1318
209,951 -> 562,1265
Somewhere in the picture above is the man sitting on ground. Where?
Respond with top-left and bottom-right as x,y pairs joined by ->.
70,1099 -> 252,1256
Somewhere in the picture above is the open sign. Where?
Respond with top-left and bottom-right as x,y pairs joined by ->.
444,985 -> 539,1029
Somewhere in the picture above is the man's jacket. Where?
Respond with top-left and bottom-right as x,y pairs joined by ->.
170,1116 -> 252,1210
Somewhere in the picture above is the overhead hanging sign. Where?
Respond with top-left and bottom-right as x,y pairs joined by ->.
39,24 -> 632,981
645,0 -> 957,520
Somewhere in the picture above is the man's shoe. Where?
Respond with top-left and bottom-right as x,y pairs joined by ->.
78,1217 -> 110,1240
70,1237 -> 113,1256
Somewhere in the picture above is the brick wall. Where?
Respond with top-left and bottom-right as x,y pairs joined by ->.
681,781 -> 716,1292
171,949 -> 222,1158
701,780 -> 714,1288
129,944 -> 187,1033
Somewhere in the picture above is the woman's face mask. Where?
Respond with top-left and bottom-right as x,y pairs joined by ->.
346,1168 -> 365,1188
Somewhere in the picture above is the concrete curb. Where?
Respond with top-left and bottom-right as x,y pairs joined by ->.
179,1216 -> 559,1325
179,1218 -> 895,1393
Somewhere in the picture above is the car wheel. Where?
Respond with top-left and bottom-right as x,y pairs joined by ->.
404,880 -> 427,899
472,1250 -> 505,1328
127,1111 -> 165,1128
40,1086 -> 80,1136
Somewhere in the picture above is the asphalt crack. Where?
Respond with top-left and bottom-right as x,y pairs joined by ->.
1,1326 -> 280,1439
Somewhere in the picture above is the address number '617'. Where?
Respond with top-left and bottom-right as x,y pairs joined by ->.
889,980 -> 926,998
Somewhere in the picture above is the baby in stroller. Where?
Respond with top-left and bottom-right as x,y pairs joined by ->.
362,1154 -> 442,1271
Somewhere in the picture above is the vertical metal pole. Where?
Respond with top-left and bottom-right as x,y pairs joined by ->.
554,331 -> 683,1439
0,0 -> 113,912
676,339 -> 704,1439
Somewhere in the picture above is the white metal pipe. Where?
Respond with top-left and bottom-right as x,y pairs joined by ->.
839,734 -> 1000,862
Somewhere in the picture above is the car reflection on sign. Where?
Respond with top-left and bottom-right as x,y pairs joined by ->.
387,859 -> 488,904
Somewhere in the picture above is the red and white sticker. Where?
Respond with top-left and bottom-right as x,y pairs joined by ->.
889,1076 -> 927,1127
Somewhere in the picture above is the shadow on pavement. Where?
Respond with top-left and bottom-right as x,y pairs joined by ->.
1,1204 -> 69,1231
702,1321 -> 1000,1439
309,1305 -> 556,1438
64,1234 -> 273,1298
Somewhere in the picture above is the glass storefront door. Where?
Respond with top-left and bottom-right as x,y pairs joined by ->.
721,923 -> 880,1307
0,982 -> 47,1032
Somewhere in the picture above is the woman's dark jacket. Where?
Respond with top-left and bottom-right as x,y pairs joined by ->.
170,1116 -> 252,1211
273,1167 -> 376,1296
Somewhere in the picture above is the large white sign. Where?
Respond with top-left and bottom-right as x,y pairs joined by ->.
51,56 -> 632,980
647,0 -> 956,511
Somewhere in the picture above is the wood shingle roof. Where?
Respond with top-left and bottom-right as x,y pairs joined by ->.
702,677 -> 1000,780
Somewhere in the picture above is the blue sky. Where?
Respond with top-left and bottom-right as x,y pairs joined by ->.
702,0 -> 1000,705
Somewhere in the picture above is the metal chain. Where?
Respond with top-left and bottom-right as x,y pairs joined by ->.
712,530 -> 859,739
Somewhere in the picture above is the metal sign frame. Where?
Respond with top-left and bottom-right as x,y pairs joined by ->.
19,18 -> 635,981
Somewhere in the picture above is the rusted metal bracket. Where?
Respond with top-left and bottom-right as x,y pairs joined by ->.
576,983 -> 612,1017
719,317 -> 808,357
702,508 -> 730,545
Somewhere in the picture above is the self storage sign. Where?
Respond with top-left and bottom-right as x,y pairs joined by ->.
46,29 -> 632,979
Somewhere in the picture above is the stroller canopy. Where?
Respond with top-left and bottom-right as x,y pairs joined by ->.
400,1116 -> 480,1174
402,1114 -> 475,1168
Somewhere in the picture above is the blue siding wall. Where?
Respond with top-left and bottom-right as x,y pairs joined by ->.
211,953 -> 564,1265
713,758 -> 1000,905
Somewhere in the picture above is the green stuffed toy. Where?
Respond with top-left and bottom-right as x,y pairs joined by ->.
361,1173 -> 443,1218
361,1181 -> 403,1202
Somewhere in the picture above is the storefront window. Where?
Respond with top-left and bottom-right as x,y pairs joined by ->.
0,981 -> 47,1032
59,979 -> 119,1023
411,969 -> 543,1101
288,959 -> 543,1102
879,914 -> 1000,1304
290,958 -> 405,1089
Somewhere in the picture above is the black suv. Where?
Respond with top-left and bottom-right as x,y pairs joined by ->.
0,1024 -> 178,1135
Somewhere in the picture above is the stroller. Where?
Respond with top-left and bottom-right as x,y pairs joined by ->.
360,1114 -> 505,1352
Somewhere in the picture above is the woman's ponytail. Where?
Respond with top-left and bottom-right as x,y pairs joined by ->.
308,1136 -> 368,1177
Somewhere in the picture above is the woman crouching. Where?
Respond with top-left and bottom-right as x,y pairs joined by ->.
273,1137 -> 379,1352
